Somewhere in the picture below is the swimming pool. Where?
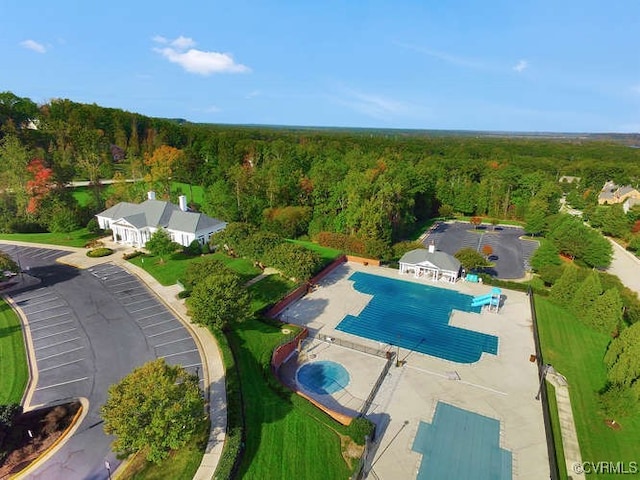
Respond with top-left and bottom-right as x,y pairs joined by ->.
296,361 -> 350,395
335,272 -> 498,363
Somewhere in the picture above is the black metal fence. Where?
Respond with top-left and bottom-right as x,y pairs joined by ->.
528,287 -> 561,480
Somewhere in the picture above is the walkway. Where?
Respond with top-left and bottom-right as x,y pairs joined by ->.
0,239 -> 225,480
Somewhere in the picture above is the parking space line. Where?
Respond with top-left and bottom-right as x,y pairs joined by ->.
148,327 -> 183,338
38,358 -> 85,372
34,328 -> 78,341
28,249 -> 50,258
129,304 -> 163,313
161,349 -> 198,358
40,250 -> 62,259
16,291 -> 56,302
137,311 -> 168,321
142,318 -> 176,329
38,346 -> 84,361
107,279 -> 139,288
23,303 -> 67,314
181,363 -> 202,369
121,297 -> 154,306
35,377 -> 90,391
17,297 -> 62,308
37,337 -> 81,349
118,292 -> 149,301
30,319 -> 75,332
27,312 -> 71,325
112,287 -> 147,295
154,337 -> 192,348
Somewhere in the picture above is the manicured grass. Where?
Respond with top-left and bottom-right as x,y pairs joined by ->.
288,239 -> 343,265
171,182 -> 204,205
248,275 -> 296,313
127,252 -> 261,286
120,418 -> 209,480
545,381 -> 568,480
231,318 -> 355,480
0,299 -> 28,404
535,297 -> 640,478
0,228 -> 101,248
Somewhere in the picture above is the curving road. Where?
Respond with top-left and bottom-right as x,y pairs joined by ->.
607,239 -> 640,296
0,244 -> 202,480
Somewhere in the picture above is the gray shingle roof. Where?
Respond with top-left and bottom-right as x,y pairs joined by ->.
399,248 -> 461,272
97,199 -> 224,234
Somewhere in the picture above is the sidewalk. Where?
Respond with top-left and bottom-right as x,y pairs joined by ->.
0,239 -> 225,480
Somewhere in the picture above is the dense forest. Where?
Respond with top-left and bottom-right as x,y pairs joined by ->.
1,90 -> 640,249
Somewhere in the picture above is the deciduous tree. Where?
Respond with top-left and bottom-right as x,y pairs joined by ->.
145,228 -> 178,262
144,145 -> 184,198
454,248 -> 490,271
101,359 -> 204,463
188,270 -> 251,330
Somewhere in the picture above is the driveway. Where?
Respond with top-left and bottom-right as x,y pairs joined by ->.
0,244 -> 202,480
423,222 -> 538,279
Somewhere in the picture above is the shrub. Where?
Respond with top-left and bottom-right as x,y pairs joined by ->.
84,239 -> 104,249
86,217 -> 101,234
87,247 -> 114,258
122,250 -> 144,260
183,239 -> 202,257
599,383 -> 640,417
347,417 -> 375,445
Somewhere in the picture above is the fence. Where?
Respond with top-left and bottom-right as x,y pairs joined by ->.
316,332 -> 392,360
528,287 -> 560,480
265,254 -> 347,319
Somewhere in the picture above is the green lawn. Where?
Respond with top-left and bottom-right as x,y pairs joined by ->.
248,275 -> 296,313
231,319 -> 355,480
127,252 -> 261,286
535,297 -> 640,479
545,381 -> 568,480
0,228 -> 101,248
71,182 -> 204,208
0,299 -> 28,404
120,418 -> 209,480
288,239 -> 343,265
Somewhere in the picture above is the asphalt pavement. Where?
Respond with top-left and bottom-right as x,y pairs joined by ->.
423,221 -> 538,279
0,244 -> 202,480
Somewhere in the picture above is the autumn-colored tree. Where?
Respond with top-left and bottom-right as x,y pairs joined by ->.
25,159 -> 54,214
144,145 -> 184,198
481,244 -> 493,258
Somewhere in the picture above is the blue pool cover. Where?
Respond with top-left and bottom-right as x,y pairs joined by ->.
296,360 -> 350,395
412,402 -> 512,479
335,272 -> 498,363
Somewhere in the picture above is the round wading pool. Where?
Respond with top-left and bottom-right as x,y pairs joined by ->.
296,361 -> 350,395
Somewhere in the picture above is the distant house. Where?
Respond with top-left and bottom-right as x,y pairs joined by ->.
598,181 -> 640,206
398,246 -> 461,283
96,192 -> 226,248
624,197 -> 640,214
559,175 -> 581,184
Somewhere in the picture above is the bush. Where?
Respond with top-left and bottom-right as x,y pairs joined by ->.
183,240 -> 202,257
122,250 -> 144,260
87,247 -> 114,258
86,218 -> 101,234
347,417 -> 375,445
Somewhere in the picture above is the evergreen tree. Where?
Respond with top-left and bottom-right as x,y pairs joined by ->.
586,287 -> 623,335
604,322 -> 640,399
571,271 -> 603,319
530,240 -> 561,272
549,265 -> 578,305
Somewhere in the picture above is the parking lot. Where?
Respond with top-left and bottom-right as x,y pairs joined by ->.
424,222 -> 539,279
0,243 -> 202,480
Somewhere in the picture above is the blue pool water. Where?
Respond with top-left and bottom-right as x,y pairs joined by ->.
296,361 -> 350,395
412,402 -> 512,479
335,272 -> 499,363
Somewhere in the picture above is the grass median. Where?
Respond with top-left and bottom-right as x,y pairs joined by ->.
0,299 -> 28,405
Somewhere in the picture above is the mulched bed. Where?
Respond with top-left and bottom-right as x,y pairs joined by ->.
0,401 -> 81,478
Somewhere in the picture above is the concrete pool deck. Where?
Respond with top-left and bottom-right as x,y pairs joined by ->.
279,262 -> 549,479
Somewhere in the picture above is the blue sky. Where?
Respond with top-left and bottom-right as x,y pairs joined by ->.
1,1 -> 638,132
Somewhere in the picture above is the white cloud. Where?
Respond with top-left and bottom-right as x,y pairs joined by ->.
20,39 -> 46,53
245,90 -> 261,99
513,60 -> 529,73
153,36 -> 250,75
